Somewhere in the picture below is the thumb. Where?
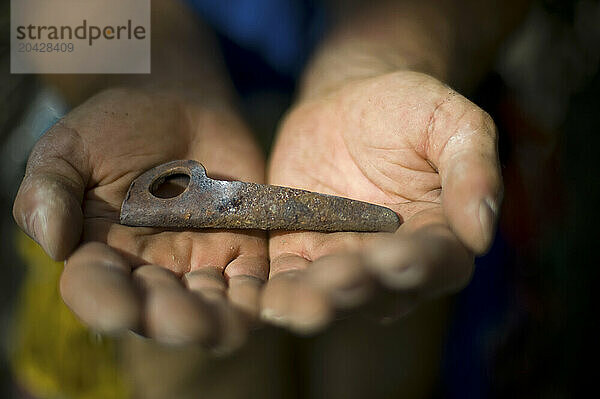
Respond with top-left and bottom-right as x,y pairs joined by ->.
13,124 -> 90,261
435,108 -> 503,255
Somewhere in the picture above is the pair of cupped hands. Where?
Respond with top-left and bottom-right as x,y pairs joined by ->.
13,71 -> 502,354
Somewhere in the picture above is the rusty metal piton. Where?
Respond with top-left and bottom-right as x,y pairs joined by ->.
120,160 -> 400,233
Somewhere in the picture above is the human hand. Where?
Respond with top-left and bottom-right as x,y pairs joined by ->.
261,71 -> 502,333
13,88 -> 268,352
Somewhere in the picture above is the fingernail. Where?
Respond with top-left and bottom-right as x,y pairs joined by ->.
30,209 -> 50,254
381,264 -> 423,289
260,307 -> 289,326
331,281 -> 373,309
479,198 -> 498,247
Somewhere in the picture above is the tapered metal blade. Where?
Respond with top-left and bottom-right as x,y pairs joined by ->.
120,160 -> 400,232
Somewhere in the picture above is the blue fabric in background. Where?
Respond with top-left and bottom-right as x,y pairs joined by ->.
185,0 -> 327,79
440,233 -> 511,398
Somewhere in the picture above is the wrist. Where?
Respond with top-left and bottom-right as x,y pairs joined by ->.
298,38 -> 449,102
298,2 -> 454,102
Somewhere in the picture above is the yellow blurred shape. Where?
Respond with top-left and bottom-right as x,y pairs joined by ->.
10,231 -> 130,399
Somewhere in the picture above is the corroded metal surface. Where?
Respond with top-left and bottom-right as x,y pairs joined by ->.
120,160 -> 400,232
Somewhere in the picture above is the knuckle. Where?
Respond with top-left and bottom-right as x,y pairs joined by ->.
438,105 -> 498,164
29,120 -> 86,167
479,109 -> 495,130
472,108 -> 497,140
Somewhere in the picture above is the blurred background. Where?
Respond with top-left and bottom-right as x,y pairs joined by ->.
0,0 -> 598,397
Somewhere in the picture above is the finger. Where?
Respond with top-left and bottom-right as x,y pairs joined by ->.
225,255 -> 268,319
13,123 -> 90,260
264,234 -> 375,333
262,270 -> 332,335
133,265 -> 216,345
268,250 -> 311,276
365,209 -> 474,298
303,253 -> 415,326
184,269 -> 246,354
261,252 -> 333,334
430,102 -> 503,254
132,264 -> 183,291
144,288 -> 216,346
304,253 -> 374,309
227,276 -> 263,319
183,267 -> 227,300
60,242 -> 141,333
260,254 -> 309,324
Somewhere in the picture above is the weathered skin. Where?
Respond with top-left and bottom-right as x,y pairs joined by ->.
120,160 -> 401,233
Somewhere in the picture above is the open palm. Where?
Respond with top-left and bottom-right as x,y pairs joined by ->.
262,71 -> 502,333
13,88 -> 268,351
